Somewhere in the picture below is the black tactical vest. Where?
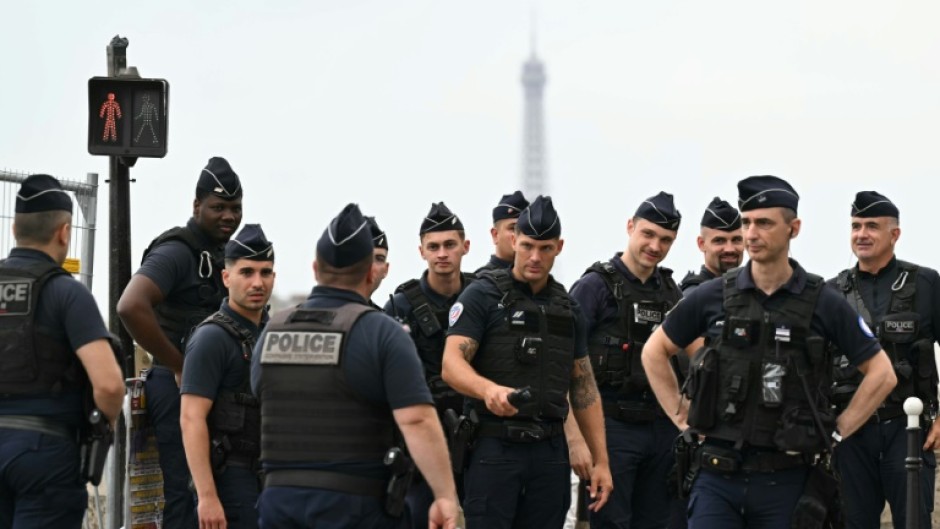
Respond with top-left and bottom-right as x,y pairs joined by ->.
471,269 -> 575,421
679,268 -> 713,292
141,225 -> 226,352
583,261 -> 681,396
258,302 -> 395,464
199,312 -> 261,463
687,270 -> 833,453
831,261 -> 937,412
394,273 -> 474,411
0,261 -> 85,396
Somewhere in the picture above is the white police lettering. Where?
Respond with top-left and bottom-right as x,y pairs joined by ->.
858,315 -> 875,338
883,320 -> 916,333
633,303 -> 662,324
0,281 -> 31,315
448,302 -> 464,327
260,331 -> 343,365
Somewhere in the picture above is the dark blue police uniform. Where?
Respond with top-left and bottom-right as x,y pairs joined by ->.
475,254 -> 512,275
251,286 -> 433,529
662,260 -> 881,529
182,300 -> 266,529
475,191 -> 528,276
679,266 -> 716,296
448,272 -> 590,529
0,248 -> 111,528
570,253 -> 682,529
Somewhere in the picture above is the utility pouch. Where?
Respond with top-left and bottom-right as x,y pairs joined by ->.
761,362 -> 786,408
210,435 -> 232,473
699,445 -> 739,473
774,406 -> 834,454
686,346 -> 719,430
622,341 -> 650,394
914,339 -> 939,416
209,394 -> 247,434
515,337 -> 542,365
413,303 -> 442,337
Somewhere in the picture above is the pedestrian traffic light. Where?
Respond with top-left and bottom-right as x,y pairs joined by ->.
87,77 -> 169,158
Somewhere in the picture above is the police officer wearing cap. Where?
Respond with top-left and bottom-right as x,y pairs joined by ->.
568,191 -> 683,529
385,202 -> 473,529
0,175 -> 124,528
251,204 -> 459,529
642,176 -> 897,529
118,156 -> 244,528
181,224 -> 275,529
366,215 -> 390,298
475,190 -> 529,275
828,191 -> 940,529
679,197 -> 744,295
443,196 -> 613,529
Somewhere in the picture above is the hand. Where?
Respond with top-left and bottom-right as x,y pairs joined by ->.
483,384 -> 518,417
923,419 -> 940,451
197,495 -> 227,529
428,497 -> 460,529
567,437 -> 593,480
586,462 -> 613,512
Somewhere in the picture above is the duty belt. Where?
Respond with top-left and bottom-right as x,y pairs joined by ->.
263,469 -> 386,497
477,420 -> 565,443
698,444 -> 809,474
0,415 -> 73,439
603,400 -> 662,423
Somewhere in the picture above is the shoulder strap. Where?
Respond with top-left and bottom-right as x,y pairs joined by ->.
395,279 -> 429,311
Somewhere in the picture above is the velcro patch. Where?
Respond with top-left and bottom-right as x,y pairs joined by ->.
261,331 -> 343,365
0,280 -> 31,316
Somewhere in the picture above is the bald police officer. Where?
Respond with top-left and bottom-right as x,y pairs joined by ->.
0,175 -> 124,528
475,190 -> 528,275
642,175 -> 897,529
829,191 -> 940,529
118,157 -> 244,528
181,225 -> 275,529
679,197 -> 744,295
252,204 -> 458,529
443,196 -> 613,529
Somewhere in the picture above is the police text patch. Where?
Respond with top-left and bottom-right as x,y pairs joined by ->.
0,280 -> 31,316
261,331 -> 343,365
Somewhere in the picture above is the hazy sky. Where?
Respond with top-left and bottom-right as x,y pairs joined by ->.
2,1 -> 939,310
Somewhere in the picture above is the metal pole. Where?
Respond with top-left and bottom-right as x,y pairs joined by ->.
81,172 -> 98,291
904,396 -> 923,529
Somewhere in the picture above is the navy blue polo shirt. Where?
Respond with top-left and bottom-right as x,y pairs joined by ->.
181,299 -> 267,400
475,255 -> 513,274
680,265 -> 717,295
0,248 -> 111,425
447,272 -> 589,359
663,259 -> 881,367
827,256 -> 940,345
136,219 -> 224,309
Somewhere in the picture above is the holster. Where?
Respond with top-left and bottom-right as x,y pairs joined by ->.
791,458 -> 843,529
672,429 -> 700,499
444,409 -> 478,475
384,447 -> 415,517
79,409 -> 113,486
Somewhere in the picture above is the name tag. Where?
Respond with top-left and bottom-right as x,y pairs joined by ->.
261,331 -> 343,365
0,280 -> 31,316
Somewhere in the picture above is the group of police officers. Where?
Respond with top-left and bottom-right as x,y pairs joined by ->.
1,160 -> 938,529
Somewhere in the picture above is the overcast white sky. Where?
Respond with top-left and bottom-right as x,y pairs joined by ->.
2,1 -> 939,310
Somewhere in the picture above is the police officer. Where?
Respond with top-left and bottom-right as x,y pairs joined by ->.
567,191 -> 682,529
251,204 -> 458,529
442,195 -> 613,529
118,157 -> 243,529
0,174 -> 124,528
181,224 -> 275,529
641,175 -> 897,529
828,191 -> 940,529
366,215 -> 390,297
475,190 -> 528,274
679,197 -> 744,295
385,202 -> 473,529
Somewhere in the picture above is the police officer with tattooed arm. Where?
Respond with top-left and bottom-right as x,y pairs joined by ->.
642,175 -> 896,529
828,191 -> 940,529
442,195 -> 613,529
0,175 -> 124,528
251,204 -> 458,529
181,225 -> 275,529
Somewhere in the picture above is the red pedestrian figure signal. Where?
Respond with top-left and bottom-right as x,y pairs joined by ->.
99,93 -> 122,142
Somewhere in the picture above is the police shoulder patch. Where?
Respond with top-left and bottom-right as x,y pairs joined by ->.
858,315 -> 875,338
448,302 -> 464,327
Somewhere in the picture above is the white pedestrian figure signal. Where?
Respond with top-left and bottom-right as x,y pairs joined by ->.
134,93 -> 159,144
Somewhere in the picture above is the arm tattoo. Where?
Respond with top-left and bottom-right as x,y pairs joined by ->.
571,357 -> 600,410
458,338 -> 479,363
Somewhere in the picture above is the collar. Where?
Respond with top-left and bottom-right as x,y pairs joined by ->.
8,247 -> 57,264
419,270 -> 466,305
186,218 -> 225,250
218,297 -> 267,334
699,265 -> 717,281
736,258 -> 807,294
310,285 -> 370,305
856,255 -> 898,280
489,254 -> 513,269
611,252 -> 663,287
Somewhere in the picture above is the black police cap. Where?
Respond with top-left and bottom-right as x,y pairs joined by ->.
196,157 -> 242,199
635,191 -> 681,231
16,174 -> 72,214
317,203 -> 373,268
700,196 -> 741,231
492,190 -> 529,222
420,202 -> 464,234
365,216 -> 388,250
225,224 -> 274,261
737,175 -> 799,213
851,191 -> 899,219
517,195 -> 561,240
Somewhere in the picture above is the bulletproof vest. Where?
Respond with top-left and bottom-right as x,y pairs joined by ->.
395,273 -> 475,411
583,261 -> 681,396
679,269 -> 711,292
0,261 -> 86,396
258,302 -> 396,464
141,225 -> 226,352
687,271 -> 832,453
471,269 -> 575,421
474,258 -> 508,276
200,312 -> 260,462
831,261 -> 937,410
